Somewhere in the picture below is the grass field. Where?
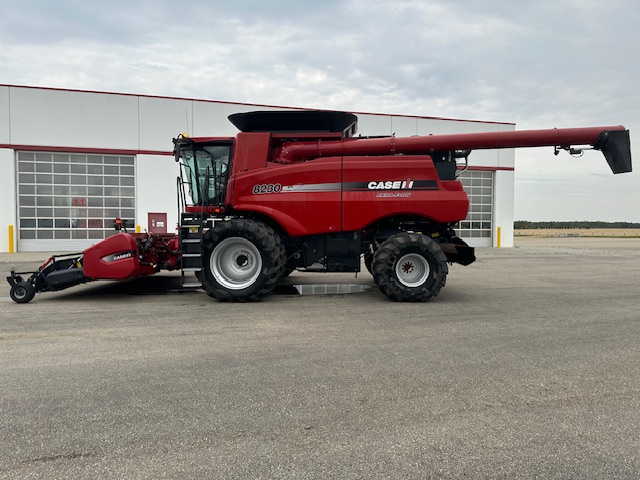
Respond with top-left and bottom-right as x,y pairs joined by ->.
515,228 -> 640,238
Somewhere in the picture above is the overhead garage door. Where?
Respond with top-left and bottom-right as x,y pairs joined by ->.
16,151 -> 136,252
457,170 -> 493,247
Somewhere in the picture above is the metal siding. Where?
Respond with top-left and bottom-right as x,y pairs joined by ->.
193,102 -> 279,137
493,169 -> 515,247
356,115 -> 393,136
9,87 -> 139,149
138,96 -> 194,150
389,116 -> 418,136
417,118 -> 504,136
0,86 -> 10,144
0,149 -> 16,252
136,154 -> 179,234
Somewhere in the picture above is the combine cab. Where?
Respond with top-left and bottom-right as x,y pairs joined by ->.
7,110 -> 633,303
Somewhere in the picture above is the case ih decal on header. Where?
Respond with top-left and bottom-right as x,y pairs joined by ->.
7,110 -> 632,303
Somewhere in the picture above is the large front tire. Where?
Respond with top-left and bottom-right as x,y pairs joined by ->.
202,219 -> 286,302
372,233 -> 448,302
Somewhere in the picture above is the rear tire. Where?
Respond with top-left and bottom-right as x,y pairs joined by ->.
202,219 -> 286,302
372,233 -> 448,302
10,281 -> 36,304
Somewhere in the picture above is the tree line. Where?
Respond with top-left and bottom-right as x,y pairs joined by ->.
515,221 -> 640,229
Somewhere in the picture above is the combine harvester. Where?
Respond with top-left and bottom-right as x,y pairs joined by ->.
7,110 -> 632,303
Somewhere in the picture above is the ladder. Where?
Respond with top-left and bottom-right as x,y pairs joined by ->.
178,212 -> 211,288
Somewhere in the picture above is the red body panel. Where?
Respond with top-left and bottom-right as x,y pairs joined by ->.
231,155 -> 468,236
232,157 -> 342,236
231,133 -> 269,172
83,233 -> 154,279
341,156 -> 469,231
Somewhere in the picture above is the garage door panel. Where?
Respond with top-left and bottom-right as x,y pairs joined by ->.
16,151 -> 136,252
458,170 -> 493,247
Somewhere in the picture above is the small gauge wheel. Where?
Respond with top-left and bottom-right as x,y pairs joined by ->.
10,281 -> 36,304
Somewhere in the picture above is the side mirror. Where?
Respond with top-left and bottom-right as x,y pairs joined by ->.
173,134 -> 190,163
172,138 -> 181,163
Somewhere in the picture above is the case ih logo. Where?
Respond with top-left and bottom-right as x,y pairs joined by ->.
102,251 -> 136,262
367,179 -> 414,190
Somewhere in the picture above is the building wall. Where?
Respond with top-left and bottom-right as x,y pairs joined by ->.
0,85 -> 516,252
494,126 -> 516,248
494,169 -> 516,247
0,149 -> 16,252
10,87 -> 139,150
136,154 -> 179,235
0,87 -> 13,252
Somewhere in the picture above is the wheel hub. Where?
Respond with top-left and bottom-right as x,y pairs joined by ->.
395,253 -> 430,287
14,286 -> 27,299
401,261 -> 414,274
211,238 -> 263,290
236,254 -> 250,268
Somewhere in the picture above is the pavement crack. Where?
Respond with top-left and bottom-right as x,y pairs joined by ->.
20,452 -> 96,465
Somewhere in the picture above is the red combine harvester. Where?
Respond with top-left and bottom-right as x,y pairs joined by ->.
7,110 -> 632,303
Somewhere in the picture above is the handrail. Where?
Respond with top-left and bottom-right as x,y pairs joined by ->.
176,175 -> 183,225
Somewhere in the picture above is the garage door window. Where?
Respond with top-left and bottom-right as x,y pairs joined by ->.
17,152 -> 136,244
457,170 -> 493,239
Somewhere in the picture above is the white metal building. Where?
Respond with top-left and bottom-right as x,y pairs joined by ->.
0,85 -> 516,253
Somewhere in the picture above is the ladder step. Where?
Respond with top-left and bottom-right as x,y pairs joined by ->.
182,282 -> 203,288
182,267 -> 202,272
182,253 -> 201,258
182,239 -> 200,243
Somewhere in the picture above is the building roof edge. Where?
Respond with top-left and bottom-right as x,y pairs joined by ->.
0,83 -> 516,126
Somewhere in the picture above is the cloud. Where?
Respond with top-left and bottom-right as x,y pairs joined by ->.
1,0 -> 638,221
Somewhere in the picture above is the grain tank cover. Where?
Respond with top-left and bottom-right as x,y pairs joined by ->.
229,110 -> 358,137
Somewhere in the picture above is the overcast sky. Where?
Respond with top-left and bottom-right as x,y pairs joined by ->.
1,0 -> 638,221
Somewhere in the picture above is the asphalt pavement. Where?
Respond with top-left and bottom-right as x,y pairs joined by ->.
1,239 -> 639,479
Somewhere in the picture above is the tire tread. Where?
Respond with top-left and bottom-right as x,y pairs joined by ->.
372,232 -> 448,302
202,219 -> 286,302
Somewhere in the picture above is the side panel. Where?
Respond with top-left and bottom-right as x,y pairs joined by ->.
231,158 -> 342,236
230,132 -> 270,174
83,233 -> 150,279
341,156 -> 470,231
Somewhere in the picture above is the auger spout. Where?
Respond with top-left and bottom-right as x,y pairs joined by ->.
276,125 -> 632,174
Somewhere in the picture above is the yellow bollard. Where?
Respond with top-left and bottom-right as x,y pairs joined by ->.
8,224 -> 14,253
136,225 -> 141,233
497,226 -> 501,248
